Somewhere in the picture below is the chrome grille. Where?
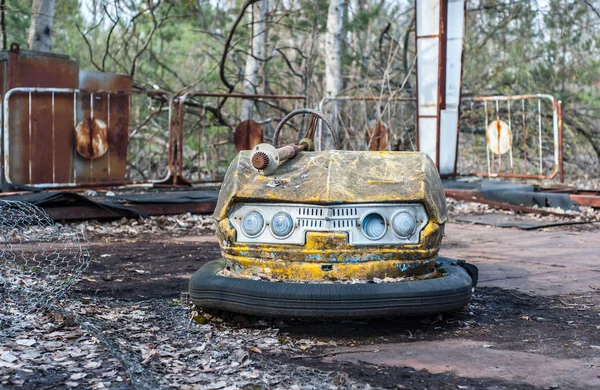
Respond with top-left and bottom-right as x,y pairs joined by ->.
231,203 -> 429,246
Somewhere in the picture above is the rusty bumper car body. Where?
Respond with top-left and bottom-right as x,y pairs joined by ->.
191,108 -> 476,319
190,146 -> 476,318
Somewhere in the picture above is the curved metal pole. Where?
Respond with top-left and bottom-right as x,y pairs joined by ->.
272,108 -> 340,149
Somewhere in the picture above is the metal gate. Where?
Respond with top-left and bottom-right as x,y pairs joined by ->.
2,87 -> 172,187
458,94 -> 563,180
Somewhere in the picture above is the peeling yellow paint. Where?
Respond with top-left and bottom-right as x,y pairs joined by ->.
214,150 -> 447,281
226,255 -> 436,280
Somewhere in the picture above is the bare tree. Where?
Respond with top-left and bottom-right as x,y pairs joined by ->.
323,0 -> 345,148
28,0 -> 55,52
241,0 -> 268,121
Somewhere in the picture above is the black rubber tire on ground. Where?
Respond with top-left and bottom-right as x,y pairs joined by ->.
189,258 -> 475,319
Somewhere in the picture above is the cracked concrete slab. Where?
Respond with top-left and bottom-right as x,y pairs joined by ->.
441,223 -> 600,295
324,339 -> 600,389
315,223 -> 600,389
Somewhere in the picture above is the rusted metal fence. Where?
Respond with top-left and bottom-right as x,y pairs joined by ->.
2,87 -> 172,187
1,87 -> 565,189
458,94 -> 563,180
172,93 -> 306,184
318,96 -> 417,151
1,88 -> 307,187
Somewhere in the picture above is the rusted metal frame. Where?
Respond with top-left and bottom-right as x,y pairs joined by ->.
461,94 -> 561,180
414,1 -> 454,169
507,100 -> 513,170
436,0 -> 448,169
28,91 -> 32,184
72,90 -> 77,184
90,91 -> 94,182
537,98 -> 542,175
495,100 -> 500,170
180,92 -> 305,100
176,92 -> 307,184
162,94 -> 187,186
3,87 -> 173,188
568,194 -> 600,208
558,101 -> 564,182
319,96 -> 415,102
522,99 -> 527,174
177,94 -> 188,184
453,0 -> 467,176
484,101 -> 490,176
51,92 -> 56,183
444,189 -> 577,217
107,93 -> 112,178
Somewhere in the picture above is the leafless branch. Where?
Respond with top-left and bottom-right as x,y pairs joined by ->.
219,0 -> 262,91
75,23 -> 102,71
130,1 -> 164,76
102,5 -> 120,71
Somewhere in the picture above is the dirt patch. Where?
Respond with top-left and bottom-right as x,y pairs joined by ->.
73,241 -> 221,300
275,288 -> 600,359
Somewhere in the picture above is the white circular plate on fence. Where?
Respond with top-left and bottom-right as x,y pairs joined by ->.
486,119 -> 512,155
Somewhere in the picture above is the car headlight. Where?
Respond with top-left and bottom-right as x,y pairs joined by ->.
392,211 -> 416,238
242,210 -> 264,237
361,212 -> 387,240
270,212 -> 294,238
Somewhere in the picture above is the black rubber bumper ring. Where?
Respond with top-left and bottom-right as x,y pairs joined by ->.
189,257 -> 474,319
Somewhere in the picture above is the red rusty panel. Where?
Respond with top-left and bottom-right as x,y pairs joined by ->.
1,45 -> 79,185
234,120 -> 263,151
365,120 -> 390,151
569,194 -> 600,208
77,70 -> 132,184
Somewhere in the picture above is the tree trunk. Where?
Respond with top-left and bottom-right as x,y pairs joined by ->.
323,0 -> 344,149
325,0 -> 343,98
0,0 -> 6,51
240,0 -> 268,121
28,0 -> 55,52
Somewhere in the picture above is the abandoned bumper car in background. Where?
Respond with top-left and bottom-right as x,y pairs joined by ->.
189,109 -> 478,318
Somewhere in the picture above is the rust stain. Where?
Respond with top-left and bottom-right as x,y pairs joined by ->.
214,150 -> 447,281
234,119 -> 263,152
365,120 -> 390,151
75,118 -> 108,159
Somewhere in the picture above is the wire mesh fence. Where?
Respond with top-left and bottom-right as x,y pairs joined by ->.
0,200 -> 91,323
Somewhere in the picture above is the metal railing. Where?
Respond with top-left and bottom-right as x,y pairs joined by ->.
1,88 -> 565,189
2,87 -> 172,187
458,94 -> 563,180
318,96 -> 417,151
1,88 -> 308,188
173,92 -> 306,183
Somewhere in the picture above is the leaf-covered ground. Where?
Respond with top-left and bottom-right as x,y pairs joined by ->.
2,201 -> 600,389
